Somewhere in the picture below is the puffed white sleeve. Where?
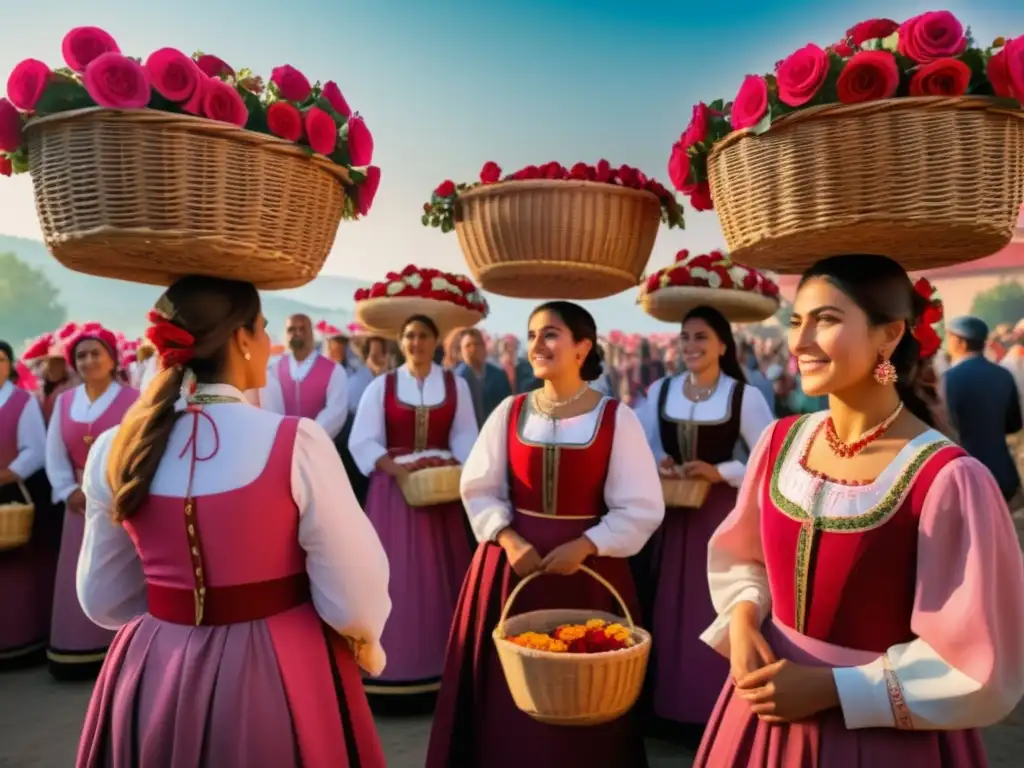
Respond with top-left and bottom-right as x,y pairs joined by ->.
715,384 -> 774,488
832,455 -> 1024,730
460,395 -> 515,543
585,404 -> 665,558
635,377 -> 667,461
76,427 -> 148,629
449,376 -> 480,464
315,364 -> 349,439
347,375 -> 388,476
292,418 -> 392,676
9,395 -> 46,479
699,421 -> 775,656
45,394 -> 79,504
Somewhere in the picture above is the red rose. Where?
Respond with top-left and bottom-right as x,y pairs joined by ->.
196,54 -> 233,79
909,58 -> 971,97
434,180 -> 456,197
145,48 -> 203,104
685,180 -> 714,211
512,165 -> 541,180
830,40 -> 854,58
898,12 -> 967,64
667,141 -> 689,191
776,44 -> 830,107
846,19 -> 899,47
680,102 -> 713,149
368,283 -> 387,298
0,156 -> 11,177
730,75 -> 769,130
1006,38 -> 1024,102
267,101 -> 303,141
322,81 -> 352,117
569,162 -> 591,180
304,106 -> 337,154
62,27 -> 120,73
594,159 -> 612,182
202,78 -> 248,127
354,288 -> 370,301
667,269 -> 690,287
987,44 -> 1015,99
270,64 -> 312,102
479,161 -> 502,183
542,161 -> 564,179
674,249 -> 690,263
346,116 -> 374,166
0,99 -> 23,153
644,274 -> 661,293
7,59 -> 51,111
836,51 -> 899,104
616,165 -> 639,187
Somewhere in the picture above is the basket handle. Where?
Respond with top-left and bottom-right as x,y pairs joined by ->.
2,478 -> 31,504
495,564 -> 635,639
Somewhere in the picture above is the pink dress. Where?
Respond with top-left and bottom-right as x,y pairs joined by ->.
695,414 -> 1024,767
276,354 -> 335,418
77,414 -> 386,767
49,385 -> 138,674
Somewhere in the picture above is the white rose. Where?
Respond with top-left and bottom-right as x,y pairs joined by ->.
386,280 -> 405,296
405,274 -> 423,289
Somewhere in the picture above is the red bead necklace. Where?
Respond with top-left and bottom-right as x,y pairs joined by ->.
798,421 -> 872,487
824,402 -> 904,459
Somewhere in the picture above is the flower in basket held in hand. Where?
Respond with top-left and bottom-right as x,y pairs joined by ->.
509,620 -> 633,654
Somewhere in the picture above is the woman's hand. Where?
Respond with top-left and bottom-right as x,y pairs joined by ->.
658,456 -> 678,475
728,602 -> 776,681
66,488 -> 86,516
540,536 -> 598,575
735,660 -> 840,723
497,528 -> 543,578
682,460 -> 723,483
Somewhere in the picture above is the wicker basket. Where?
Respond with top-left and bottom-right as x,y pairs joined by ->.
661,476 -> 710,509
355,297 -> 483,338
0,481 -> 34,551
708,97 -> 1024,273
454,180 -> 663,300
492,565 -> 652,726
397,465 -> 462,507
26,108 -> 350,289
641,286 -> 779,324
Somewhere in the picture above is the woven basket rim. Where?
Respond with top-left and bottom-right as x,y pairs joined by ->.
493,625 -> 652,659
640,285 -> 779,323
355,296 -> 484,329
458,178 -> 661,202
709,95 -> 1024,160
25,107 -> 351,183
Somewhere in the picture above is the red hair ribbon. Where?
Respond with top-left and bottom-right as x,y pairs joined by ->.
911,278 -> 944,361
145,310 -> 196,368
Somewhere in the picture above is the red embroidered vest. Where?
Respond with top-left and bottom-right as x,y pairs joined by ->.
507,394 -> 618,517
0,387 -> 29,468
276,354 -> 334,419
761,415 -> 965,652
383,370 -> 457,453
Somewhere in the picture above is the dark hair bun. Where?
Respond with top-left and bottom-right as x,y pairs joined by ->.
580,348 -> 603,381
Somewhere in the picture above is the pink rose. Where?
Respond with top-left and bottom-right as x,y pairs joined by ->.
898,12 -> 967,64
6,59 -> 51,111
0,156 -> 10,177
0,99 -> 22,152
202,78 -> 248,127
304,106 -> 337,155
776,44 -> 830,107
322,81 -> 351,117
836,50 -> 900,104
830,40 -> 854,58
270,65 -> 311,102
357,165 -> 381,216
267,101 -> 303,141
196,54 -> 233,79
846,19 -> 899,47
684,180 -> 714,211
145,49 -> 203,104
680,102 -> 715,149
988,44 -> 1014,99
1005,38 -> 1024,102
346,116 -> 373,166
667,140 -> 689,191
83,53 -> 150,109
731,75 -> 769,130
62,27 -> 120,72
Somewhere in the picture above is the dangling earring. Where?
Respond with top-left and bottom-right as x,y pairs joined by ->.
873,355 -> 897,385
244,351 -> 252,362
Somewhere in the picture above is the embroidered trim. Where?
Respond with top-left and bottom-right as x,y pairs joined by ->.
882,653 -> 915,730
515,396 -> 610,450
658,374 -> 737,426
794,519 -> 815,633
542,444 -> 560,516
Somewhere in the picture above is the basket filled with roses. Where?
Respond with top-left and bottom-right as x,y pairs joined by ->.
638,248 -> 780,323
669,12 -> 1024,273
423,160 -> 684,300
1,26 -> 381,289
353,265 -> 488,337
492,566 -> 652,726
395,453 -> 462,507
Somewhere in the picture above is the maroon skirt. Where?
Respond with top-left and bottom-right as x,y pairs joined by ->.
425,512 -> 649,768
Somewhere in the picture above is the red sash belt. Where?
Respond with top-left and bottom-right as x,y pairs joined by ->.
147,572 -> 311,626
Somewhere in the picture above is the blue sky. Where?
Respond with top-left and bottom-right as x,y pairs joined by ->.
1,1 -> 1021,295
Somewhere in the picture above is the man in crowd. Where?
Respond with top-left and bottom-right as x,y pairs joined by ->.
455,328 -> 512,426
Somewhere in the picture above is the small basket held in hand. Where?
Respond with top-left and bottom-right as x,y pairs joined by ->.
397,465 -> 462,507
660,474 -> 711,509
0,481 -> 34,550
492,565 -> 652,726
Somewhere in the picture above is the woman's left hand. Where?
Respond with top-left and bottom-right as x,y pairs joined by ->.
681,460 -> 723,483
735,659 -> 840,723
540,536 -> 598,575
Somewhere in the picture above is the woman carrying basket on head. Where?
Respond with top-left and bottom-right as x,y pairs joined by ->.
75,276 -> 390,767
426,301 -> 665,768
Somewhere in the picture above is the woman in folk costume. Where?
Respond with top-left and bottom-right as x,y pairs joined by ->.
348,314 -> 478,698
22,324 -> 79,425
0,340 -> 60,670
426,301 -> 665,768
636,306 -> 774,743
44,323 -> 139,679
76,277 -> 390,767
694,255 -> 1024,768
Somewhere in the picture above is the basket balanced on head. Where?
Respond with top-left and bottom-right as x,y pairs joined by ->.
492,566 -> 652,726
354,265 -> 489,338
421,160 -> 684,300
0,26 -> 382,289
668,12 -> 1024,273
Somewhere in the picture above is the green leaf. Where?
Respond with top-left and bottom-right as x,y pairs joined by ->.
750,107 -> 773,136
33,76 -> 95,117
440,219 -> 454,233
881,32 -> 900,52
421,214 -> 430,226
708,98 -> 725,113
348,168 -> 366,184
9,147 -> 29,174
239,88 -> 268,133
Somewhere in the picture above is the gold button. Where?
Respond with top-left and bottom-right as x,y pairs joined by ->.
191,546 -> 198,556
187,524 -> 195,536
195,567 -> 202,577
